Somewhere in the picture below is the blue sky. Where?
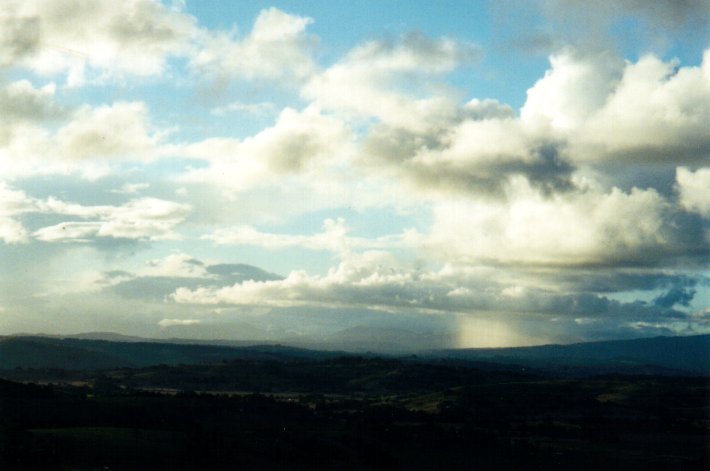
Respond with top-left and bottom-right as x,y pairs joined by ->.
0,0 -> 709,349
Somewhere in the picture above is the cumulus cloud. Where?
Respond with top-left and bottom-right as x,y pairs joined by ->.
0,80 -> 64,161
518,48 -> 710,165
158,318 -> 201,328
523,0 -> 710,58
171,251 -> 417,309
572,50 -> 710,164
677,167 -> 710,217
0,99 -> 163,179
364,113 -> 573,197
419,178 -> 696,268
205,218 -> 349,252
543,0 -> 710,31
1,3 -> 333,89
0,11 -> 41,66
110,182 -> 151,195
2,3 -> 708,344
139,253 -> 209,278
0,80 -> 63,125
653,286 -> 697,308
2,0 -> 196,85
179,105 -> 353,194
0,182 -> 36,243
170,252 -> 693,335
211,101 -> 276,116
55,102 -> 161,160
179,42 -> 710,303
304,32 -> 480,132
382,48 -> 710,194
520,50 -> 622,133
106,255 -> 282,301
190,7 -> 316,82
0,217 -> 30,245
203,217 -> 412,255
357,47 -> 710,203
33,197 -> 191,242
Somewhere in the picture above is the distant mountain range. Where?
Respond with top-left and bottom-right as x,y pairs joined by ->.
1,333 -> 708,376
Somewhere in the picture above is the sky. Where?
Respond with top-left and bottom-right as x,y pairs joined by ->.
0,0 -> 709,350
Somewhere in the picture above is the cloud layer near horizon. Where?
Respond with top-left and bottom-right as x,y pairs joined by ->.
0,1 -> 708,348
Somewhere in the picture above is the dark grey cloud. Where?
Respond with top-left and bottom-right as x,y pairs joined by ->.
0,82 -> 65,124
111,262 -> 282,301
356,31 -> 482,72
104,270 -> 132,279
491,291 -> 691,322
552,271 -> 702,293
363,125 -> 575,198
267,133 -> 321,172
654,287 -> 697,308
0,15 -> 40,66
566,295 -> 689,320
205,263 -> 283,283
173,260 -> 695,326
545,0 -> 710,30
107,3 -> 192,46
495,0 -> 710,57
112,276 -> 196,301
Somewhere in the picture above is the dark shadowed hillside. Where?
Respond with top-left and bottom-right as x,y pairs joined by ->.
1,359 -> 708,470
427,334 -> 710,375
1,334 -> 708,376
0,336 -> 340,370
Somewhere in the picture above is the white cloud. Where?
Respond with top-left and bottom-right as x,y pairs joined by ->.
521,48 -> 710,165
0,217 -> 30,245
205,218 -> 350,253
1,3 -> 707,344
0,7 -> 40,66
203,218 -> 411,255
55,102 -> 160,160
2,4 -> 324,88
32,222 -> 102,243
543,0 -> 710,32
159,318 -> 201,328
111,182 -> 151,195
0,99 -> 162,179
170,250 -> 693,339
521,49 -> 621,132
211,101 -> 276,116
179,105 -> 353,194
2,0 -> 196,85
359,48 -> 710,200
0,182 -> 36,216
576,50 -> 710,163
0,80 -> 62,171
171,251 -> 414,309
0,80 -> 62,125
33,197 -> 191,242
0,182 -> 38,244
303,32 -> 479,132
139,253 -> 210,278
677,167 -> 710,218
421,178 -> 677,268
191,7 -> 316,82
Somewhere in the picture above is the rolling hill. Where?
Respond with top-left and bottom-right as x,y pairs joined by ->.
0,333 -> 708,375
427,334 -> 710,375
